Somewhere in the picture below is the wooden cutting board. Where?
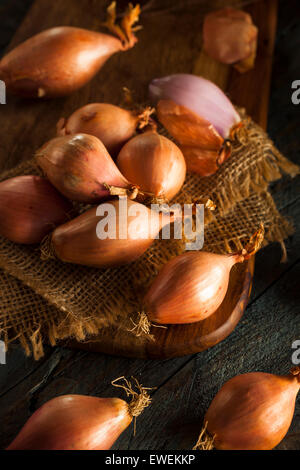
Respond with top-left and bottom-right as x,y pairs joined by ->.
0,0 -> 277,359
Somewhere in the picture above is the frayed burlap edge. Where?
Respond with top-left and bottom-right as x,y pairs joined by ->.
0,269 -> 120,360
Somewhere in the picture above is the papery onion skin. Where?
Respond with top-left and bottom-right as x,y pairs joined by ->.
36,133 -> 129,203
116,131 -> 187,200
204,370 -> 300,450
156,100 -> 230,177
0,27 -> 124,99
0,175 -> 72,244
6,395 -> 132,450
203,8 -> 258,73
149,74 -> 240,139
50,199 -> 170,268
57,103 -> 141,156
144,251 -> 242,324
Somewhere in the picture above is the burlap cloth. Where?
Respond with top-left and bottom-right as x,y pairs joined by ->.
0,112 -> 298,359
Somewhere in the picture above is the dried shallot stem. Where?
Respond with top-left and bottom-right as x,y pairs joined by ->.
121,3 -> 142,47
103,182 -> 167,204
242,222 -> 265,259
102,2 -> 141,49
193,421 -> 215,451
111,376 -> 154,434
122,88 -> 155,128
228,223 -> 264,264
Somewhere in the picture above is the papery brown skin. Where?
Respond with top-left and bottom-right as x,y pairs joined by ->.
144,251 -> 242,324
51,199 -> 172,268
117,130 -> 187,200
178,145 -> 230,178
7,395 -> 131,450
203,8 -> 258,72
205,371 -> 300,450
0,27 -> 127,98
36,133 -> 129,203
57,103 -> 140,156
157,100 -> 229,177
0,175 -> 72,244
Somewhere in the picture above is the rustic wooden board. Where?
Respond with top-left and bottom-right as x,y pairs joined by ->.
0,0 -> 277,359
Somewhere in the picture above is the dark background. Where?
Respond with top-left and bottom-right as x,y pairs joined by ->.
0,0 -> 299,450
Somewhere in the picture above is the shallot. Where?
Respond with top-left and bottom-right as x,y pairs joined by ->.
42,198 -> 213,268
43,199 -> 174,267
57,103 -> 153,157
194,367 -> 300,450
149,74 -> 242,176
35,133 -> 130,203
0,3 -> 141,98
7,377 -> 151,450
0,175 -> 72,244
203,8 -> 258,73
116,130 -> 187,201
142,224 -> 264,325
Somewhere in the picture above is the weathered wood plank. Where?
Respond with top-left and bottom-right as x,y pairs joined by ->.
0,344 -> 52,398
250,193 -> 300,301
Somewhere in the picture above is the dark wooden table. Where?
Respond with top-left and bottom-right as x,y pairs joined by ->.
0,0 -> 299,450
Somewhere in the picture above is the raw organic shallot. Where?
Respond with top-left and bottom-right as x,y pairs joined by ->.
7,377 -> 152,450
116,130 -> 186,201
137,224 -> 264,329
149,74 -> 242,176
193,367 -> 300,450
57,103 -> 154,157
35,133 -> 130,203
0,3 -> 141,98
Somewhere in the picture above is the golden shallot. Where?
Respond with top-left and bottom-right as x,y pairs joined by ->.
57,103 -> 153,157
35,133 -> 130,203
194,367 -> 300,450
142,224 -> 264,325
116,130 -> 187,201
0,3 -> 141,98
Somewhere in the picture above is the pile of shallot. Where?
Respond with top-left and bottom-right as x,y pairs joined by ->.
0,70 -> 259,324
0,3 -> 264,331
1,1 -> 293,453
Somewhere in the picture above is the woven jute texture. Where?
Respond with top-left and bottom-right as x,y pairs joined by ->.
0,113 -> 298,359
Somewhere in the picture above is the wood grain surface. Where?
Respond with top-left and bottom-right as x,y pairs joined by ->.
0,0 -> 299,451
